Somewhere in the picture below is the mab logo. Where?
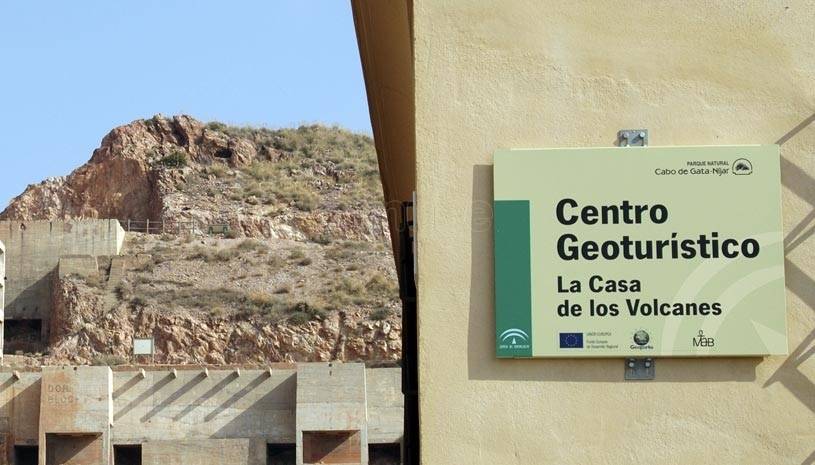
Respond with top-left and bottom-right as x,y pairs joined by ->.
693,330 -> 715,348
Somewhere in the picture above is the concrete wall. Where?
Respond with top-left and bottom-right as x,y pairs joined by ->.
0,364 -> 402,464
365,368 -> 403,444
0,241 -> 5,359
57,256 -> 99,279
0,220 -> 124,321
38,366 -> 112,465
142,438 -> 266,465
296,364 -> 369,465
412,1 -> 815,464
0,371 -> 41,446
111,368 -> 297,444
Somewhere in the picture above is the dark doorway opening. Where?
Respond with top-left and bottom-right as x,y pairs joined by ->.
114,445 -> 142,465
267,444 -> 295,465
14,445 -> 38,465
4,319 -> 44,354
369,443 -> 402,465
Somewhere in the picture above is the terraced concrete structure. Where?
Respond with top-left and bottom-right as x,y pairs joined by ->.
0,363 -> 402,465
0,220 -> 125,346
0,240 -> 5,360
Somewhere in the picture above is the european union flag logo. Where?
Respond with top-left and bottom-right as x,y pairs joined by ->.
559,332 -> 584,348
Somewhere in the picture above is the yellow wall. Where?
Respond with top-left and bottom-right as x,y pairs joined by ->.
413,1 -> 814,464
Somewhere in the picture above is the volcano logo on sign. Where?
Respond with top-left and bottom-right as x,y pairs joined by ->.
733,158 -> 753,175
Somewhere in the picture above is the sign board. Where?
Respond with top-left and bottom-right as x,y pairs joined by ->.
494,145 -> 787,357
133,338 -> 155,356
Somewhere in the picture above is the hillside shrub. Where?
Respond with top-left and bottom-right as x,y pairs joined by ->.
159,151 -> 188,168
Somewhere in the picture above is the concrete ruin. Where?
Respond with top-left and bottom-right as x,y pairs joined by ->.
0,220 -> 124,348
0,240 -> 5,360
0,363 -> 403,465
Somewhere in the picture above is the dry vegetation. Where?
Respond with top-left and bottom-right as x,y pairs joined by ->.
115,233 -> 400,326
192,124 -> 383,213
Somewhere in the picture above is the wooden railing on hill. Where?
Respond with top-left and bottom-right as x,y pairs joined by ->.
119,219 -> 231,236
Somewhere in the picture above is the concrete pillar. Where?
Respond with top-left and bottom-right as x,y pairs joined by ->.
296,363 -> 369,465
38,366 -> 112,465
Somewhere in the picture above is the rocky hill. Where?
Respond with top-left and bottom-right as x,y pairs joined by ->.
1,114 -> 389,242
2,115 -> 401,366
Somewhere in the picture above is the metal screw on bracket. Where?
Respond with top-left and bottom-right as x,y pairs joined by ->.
625,358 -> 655,380
618,129 -> 649,147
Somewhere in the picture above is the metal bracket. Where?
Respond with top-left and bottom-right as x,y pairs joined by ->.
617,129 -> 648,147
625,358 -> 655,380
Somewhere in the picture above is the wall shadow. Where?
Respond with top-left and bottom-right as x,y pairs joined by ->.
141,373 -> 207,422
173,372 -> 239,421
775,113 -> 815,146
112,374 -> 143,400
0,377 -> 20,415
467,164 -> 760,382
802,449 -> 815,465
113,373 -> 175,422
45,433 -> 101,465
9,379 -> 41,444
204,373 -> 268,422
213,373 -> 297,440
6,272 -> 52,321
762,115 -> 815,426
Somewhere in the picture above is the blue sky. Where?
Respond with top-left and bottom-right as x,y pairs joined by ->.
0,1 -> 371,207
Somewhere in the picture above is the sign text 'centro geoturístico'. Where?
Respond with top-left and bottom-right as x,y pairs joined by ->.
494,146 -> 786,357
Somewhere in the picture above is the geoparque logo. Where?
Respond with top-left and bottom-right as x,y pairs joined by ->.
630,329 -> 653,350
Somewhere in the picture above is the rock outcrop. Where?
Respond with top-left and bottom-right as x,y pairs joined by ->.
49,276 -> 401,365
1,115 -> 389,244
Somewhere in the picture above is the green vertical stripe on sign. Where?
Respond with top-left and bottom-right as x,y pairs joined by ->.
494,200 -> 533,358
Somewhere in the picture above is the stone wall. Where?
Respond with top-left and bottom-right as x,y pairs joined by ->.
0,220 -> 124,324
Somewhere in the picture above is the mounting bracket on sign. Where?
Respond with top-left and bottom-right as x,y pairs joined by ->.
625,358 -> 655,380
617,129 -> 649,147
618,129 -> 652,380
